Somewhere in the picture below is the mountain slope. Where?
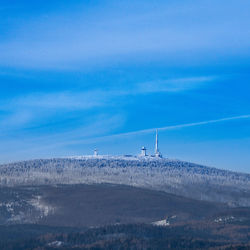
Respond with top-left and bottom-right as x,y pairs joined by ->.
1,184 -> 250,227
0,157 -> 249,206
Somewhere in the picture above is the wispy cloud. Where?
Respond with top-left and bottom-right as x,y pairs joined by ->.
76,114 -> 250,143
0,1 -> 249,69
12,91 -> 109,110
0,110 -> 33,127
15,114 -> 248,152
134,76 -> 215,94
0,91 -> 110,131
0,75 -> 214,129
0,112 -> 126,162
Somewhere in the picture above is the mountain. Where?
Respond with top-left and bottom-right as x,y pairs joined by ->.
0,157 -> 250,249
0,184 -> 250,249
0,183 -> 250,233
0,156 -> 249,206
0,183 -> 234,227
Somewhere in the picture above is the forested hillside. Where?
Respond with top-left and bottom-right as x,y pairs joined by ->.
0,157 -> 249,206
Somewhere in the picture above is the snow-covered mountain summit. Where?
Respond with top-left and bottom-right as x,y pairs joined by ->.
68,154 -> 164,161
0,156 -> 249,206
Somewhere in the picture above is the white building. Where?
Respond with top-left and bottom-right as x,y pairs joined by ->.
140,146 -> 147,156
139,129 -> 163,158
94,149 -> 98,156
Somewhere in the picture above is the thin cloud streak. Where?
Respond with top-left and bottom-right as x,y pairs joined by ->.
80,114 -> 250,143
37,114 -> 250,150
135,76 -> 215,94
1,114 -> 250,163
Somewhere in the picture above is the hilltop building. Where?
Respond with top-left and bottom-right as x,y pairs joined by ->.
92,129 -> 163,158
94,149 -> 98,156
140,146 -> 147,156
139,129 -> 163,158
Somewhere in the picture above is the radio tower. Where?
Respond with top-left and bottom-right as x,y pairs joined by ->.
155,129 -> 162,158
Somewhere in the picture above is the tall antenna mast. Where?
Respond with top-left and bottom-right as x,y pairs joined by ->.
155,129 -> 162,158
155,129 -> 158,154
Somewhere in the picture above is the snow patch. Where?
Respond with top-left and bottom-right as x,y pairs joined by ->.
29,195 -> 55,218
68,155 -> 164,161
152,219 -> 170,227
48,241 -> 64,247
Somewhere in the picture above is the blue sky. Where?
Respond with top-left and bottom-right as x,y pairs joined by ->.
0,0 -> 250,173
